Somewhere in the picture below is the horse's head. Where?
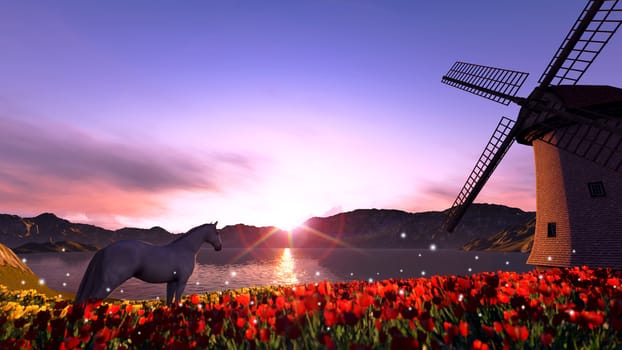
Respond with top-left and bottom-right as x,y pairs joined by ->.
205,221 -> 222,251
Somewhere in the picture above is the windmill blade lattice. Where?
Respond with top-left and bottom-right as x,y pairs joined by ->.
444,117 -> 518,232
539,0 -> 622,87
442,62 -> 529,105
537,117 -> 622,173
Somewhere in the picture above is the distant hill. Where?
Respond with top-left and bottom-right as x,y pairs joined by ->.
12,240 -> 99,254
462,217 -> 535,253
0,242 -> 67,297
0,213 -> 174,249
0,204 -> 535,252
294,204 -> 534,249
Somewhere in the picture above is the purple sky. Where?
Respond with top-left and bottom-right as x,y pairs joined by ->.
1,1 -> 621,232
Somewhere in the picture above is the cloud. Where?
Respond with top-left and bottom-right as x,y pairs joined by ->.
0,117 -> 223,191
0,117 -> 258,226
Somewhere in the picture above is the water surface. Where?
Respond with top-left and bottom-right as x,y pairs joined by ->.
20,248 -> 530,300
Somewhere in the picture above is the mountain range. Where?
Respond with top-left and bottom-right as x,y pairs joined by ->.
0,204 -> 535,253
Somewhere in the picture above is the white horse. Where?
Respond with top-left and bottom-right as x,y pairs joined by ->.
75,222 -> 222,306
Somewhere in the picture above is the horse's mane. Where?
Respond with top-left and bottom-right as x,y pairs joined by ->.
170,223 -> 213,244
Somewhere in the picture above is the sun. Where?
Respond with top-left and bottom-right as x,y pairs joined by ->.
274,215 -> 305,232
266,203 -> 308,232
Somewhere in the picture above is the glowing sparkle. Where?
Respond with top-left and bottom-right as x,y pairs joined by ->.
66,273 -> 70,277
538,274 -> 544,280
478,313 -> 482,317
505,261 -> 510,265
195,281 -> 200,285
173,271 -> 177,275
572,249 -> 576,254
350,272 -> 354,276
231,271 -> 237,277
61,248 -> 66,252
399,269 -> 403,273
22,258 -> 27,263
315,271 -> 320,276
521,305 -> 525,310
120,289 -> 124,293
468,267 -> 472,272
21,280 -> 25,285
547,256 -> 553,261
475,255 -> 479,260
418,253 -> 422,257
62,282 -> 67,287
225,281 -> 229,285
38,278 -> 45,285
58,294 -> 62,298
400,232 -> 407,239
421,270 -> 426,276
156,297 -> 160,300
376,272 -> 380,276
399,289 -> 404,296
458,294 -> 464,302
429,244 -> 437,251
368,278 -> 374,283
106,287 -> 111,292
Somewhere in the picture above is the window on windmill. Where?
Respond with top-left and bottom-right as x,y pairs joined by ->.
547,222 -> 556,238
587,181 -> 606,198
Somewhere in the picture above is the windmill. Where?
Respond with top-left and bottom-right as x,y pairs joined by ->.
442,0 -> 622,268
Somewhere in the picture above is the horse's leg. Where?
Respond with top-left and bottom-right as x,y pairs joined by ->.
174,277 -> 189,305
166,281 -> 177,306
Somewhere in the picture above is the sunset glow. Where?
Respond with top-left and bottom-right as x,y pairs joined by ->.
1,1 -> 620,231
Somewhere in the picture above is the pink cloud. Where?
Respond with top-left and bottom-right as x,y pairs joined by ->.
0,117 -> 256,227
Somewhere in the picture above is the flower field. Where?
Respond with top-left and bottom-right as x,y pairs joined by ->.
1,266 -> 621,349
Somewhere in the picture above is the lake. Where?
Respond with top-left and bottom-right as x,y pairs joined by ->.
19,248 -> 531,300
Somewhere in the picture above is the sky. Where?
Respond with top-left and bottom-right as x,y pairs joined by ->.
1,1 -> 621,232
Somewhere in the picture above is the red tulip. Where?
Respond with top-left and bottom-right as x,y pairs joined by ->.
245,327 -> 256,340
259,327 -> 270,342
459,320 -> 469,337
276,296 -> 286,309
236,293 -> 251,307
503,323 -> 529,342
324,309 -> 338,327
541,333 -> 553,346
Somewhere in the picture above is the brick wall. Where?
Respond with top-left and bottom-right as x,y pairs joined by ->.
527,138 -> 622,269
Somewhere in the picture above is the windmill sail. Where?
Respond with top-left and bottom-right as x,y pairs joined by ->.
444,117 -> 518,232
442,62 -> 529,105
539,0 -> 622,87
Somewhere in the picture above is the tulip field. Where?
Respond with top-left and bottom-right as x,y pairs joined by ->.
1,266 -> 621,349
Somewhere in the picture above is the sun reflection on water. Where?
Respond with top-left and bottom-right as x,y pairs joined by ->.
276,248 -> 298,284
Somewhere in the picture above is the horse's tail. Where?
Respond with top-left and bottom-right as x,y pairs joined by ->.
74,249 -> 104,304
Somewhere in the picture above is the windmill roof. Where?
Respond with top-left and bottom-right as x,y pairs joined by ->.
550,85 -> 622,110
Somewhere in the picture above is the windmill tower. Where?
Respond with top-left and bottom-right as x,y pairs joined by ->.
442,0 -> 622,269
